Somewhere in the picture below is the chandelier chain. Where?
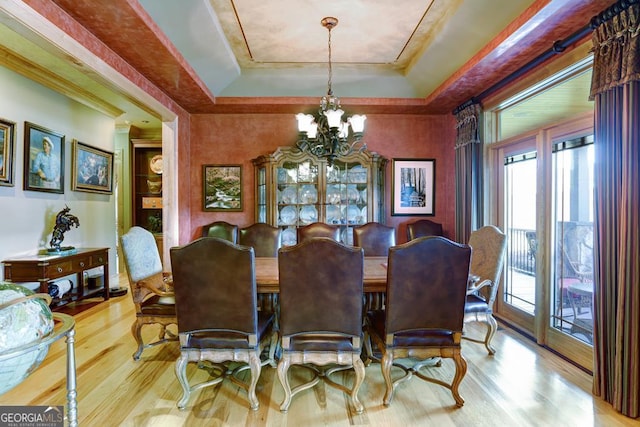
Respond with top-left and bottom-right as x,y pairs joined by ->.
327,26 -> 333,96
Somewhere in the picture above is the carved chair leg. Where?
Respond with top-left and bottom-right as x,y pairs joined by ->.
247,352 -> 262,411
484,314 -> 498,355
131,319 -> 144,361
381,351 -> 395,406
277,357 -> 293,412
175,353 -> 191,409
351,357 -> 365,414
450,352 -> 468,407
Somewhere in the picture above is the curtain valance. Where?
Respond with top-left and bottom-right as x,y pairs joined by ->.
590,2 -> 640,98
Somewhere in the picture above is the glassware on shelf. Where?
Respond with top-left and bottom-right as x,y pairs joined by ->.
282,228 -> 297,246
326,184 -> 341,205
279,206 -> 297,225
326,205 -> 341,224
347,185 -> 359,203
348,165 -> 367,183
344,205 -> 361,224
341,227 -> 354,245
299,205 -> 318,225
298,185 -> 318,204
280,186 -> 297,204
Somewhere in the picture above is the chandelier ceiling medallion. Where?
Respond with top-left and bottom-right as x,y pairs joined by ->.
295,17 -> 367,165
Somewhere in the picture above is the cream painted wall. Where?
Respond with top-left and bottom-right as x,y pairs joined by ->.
0,65 -> 118,285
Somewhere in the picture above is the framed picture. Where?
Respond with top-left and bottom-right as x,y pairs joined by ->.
71,140 -> 114,194
203,164 -> 242,211
23,122 -> 65,194
392,158 -> 436,216
0,118 -> 16,186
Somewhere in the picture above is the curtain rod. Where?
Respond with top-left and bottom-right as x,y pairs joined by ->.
452,22 -> 594,115
591,0 -> 638,27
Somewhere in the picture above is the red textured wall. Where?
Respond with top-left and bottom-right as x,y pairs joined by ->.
188,112 -> 456,243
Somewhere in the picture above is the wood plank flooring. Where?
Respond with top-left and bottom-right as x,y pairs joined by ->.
1,273 -> 638,426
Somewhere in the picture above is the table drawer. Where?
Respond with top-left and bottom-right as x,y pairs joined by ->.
73,257 -> 91,270
45,260 -> 74,278
90,252 -> 108,267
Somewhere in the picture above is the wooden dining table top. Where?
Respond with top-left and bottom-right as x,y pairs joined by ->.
255,256 -> 388,293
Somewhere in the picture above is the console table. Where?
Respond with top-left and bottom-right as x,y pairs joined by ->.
3,248 -> 109,309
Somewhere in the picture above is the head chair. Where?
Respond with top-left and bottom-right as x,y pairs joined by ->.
296,222 -> 340,244
353,222 -> 396,256
239,223 -> 282,257
406,219 -> 443,241
120,226 -> 176,360
201,220 -> 238,243
277,237 -> 365,414
170,237 -> 276,411
464,225 -> 507,355
365,236 -> 472,407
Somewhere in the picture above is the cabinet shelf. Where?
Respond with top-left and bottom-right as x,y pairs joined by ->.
253,147 -> 386,246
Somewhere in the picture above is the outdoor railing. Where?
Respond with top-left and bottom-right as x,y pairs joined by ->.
508,227 -> 536,276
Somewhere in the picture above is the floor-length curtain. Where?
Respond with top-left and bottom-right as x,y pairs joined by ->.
454,101 -> 483,243
590,1 -> 640,418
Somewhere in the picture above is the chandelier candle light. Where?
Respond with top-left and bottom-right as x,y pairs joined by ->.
295,17 -> 367,165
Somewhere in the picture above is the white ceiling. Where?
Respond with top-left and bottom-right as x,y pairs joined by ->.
138,0 -> 537,99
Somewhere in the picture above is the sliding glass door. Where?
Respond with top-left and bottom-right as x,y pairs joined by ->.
550,136 -> 594,345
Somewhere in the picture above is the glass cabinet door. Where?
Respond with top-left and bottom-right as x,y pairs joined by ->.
325,161 -> 369,245
252,147 -> 386,247
277,159 -> 319,246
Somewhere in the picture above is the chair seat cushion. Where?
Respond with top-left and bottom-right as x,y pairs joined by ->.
285,334 -> 359,352
367,309 -> 458,347
465,294 -> 490,314
184,311 -> 274,350
139,295 -> 176,316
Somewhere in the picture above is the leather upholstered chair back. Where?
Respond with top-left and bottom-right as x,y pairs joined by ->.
201,220 -> 238,243
365,236 -> 472,407
278,238 -> 364,338
385,236 -> 470,335
353,222 -> 396,256
169,237 -> 276,411
171,237 -> 257,334
296,222 -> 340,244
239,223 -> 282,257
276,237 -> 366,413
406,219 -> 443,241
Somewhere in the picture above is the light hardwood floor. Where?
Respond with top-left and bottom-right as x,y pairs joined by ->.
1,274 -> 637,427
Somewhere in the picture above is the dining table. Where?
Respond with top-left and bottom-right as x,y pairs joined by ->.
255,256 -> 388,293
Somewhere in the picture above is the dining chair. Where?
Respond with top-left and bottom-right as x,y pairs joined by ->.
120,226 -> 177,361
365,236 -> 472,407
170,237 -> 277,411
296,222 -> 340,243
406,219 -> 443,240
464,225 -> 507,355
239,223 -> 282,257
277,237 -> 366,414
201,220 -> 238,243
353,222 -> 396,256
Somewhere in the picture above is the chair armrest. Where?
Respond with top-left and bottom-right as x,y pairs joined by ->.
139,273 -> 174,297
466,279 -> 492,296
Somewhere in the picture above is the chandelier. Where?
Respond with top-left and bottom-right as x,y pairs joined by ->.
295,17 -> 366,165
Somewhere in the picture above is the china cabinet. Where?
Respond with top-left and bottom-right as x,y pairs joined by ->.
252,147 -> 386,246
131,139 -> 163,255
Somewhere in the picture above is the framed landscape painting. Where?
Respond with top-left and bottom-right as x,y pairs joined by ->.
203,164 -> 242,211
392,158 -> 435,216
0,117 -> 15,186
23,122 -> 65,194
71,140 -> 114,194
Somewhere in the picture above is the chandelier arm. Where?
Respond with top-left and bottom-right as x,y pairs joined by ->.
293,17 -> 365,164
